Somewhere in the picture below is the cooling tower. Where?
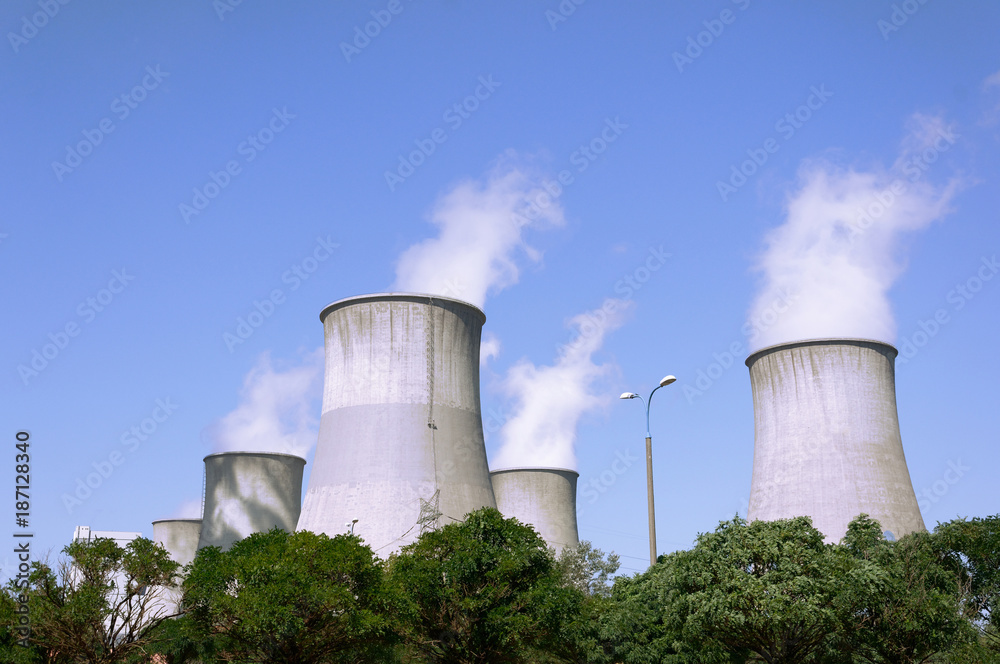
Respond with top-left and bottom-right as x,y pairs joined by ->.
746,338 -> 925,543
153,518 -> 202,568
490,468 -> 579,553
296,293 -> 496,555
197,452 -> 305,550
151,518 -> 201,615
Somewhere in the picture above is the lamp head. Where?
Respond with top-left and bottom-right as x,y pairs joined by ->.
659,375 -> 677,387
619,392 -> 639,399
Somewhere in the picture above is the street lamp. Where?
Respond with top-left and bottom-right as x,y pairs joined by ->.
620,374 -> 676,567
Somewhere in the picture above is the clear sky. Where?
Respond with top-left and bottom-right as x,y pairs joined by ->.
3,1 -> 998,578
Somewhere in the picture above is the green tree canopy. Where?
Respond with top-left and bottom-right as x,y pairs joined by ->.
13,536 -> 180,664
839,514 -> 977,663
388,507 -> 584,664
935,514 -> 1000,654
182,528 -> 397,664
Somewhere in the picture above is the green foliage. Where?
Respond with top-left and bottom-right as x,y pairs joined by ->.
599,514 -> 998,664
936,514 -> 1000,653
388,507 -> 584,664
0,587 -> 46,663
144,611 -> 221,664
9,536 -> 179,664
183,528 -> 397,664
555,540 -> 621,598
840,515 -> 977,663
670,515 -> 854,663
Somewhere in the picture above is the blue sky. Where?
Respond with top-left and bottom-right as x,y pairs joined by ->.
3,1 -> 998,577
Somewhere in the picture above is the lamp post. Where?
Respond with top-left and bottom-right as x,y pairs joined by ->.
620,374 -> 676,567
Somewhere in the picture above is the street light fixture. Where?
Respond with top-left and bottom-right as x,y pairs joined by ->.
620,374 -> 676,567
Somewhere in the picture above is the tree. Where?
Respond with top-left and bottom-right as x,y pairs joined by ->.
0,586 -> 46,663
15,536 -> 180,664
601,516 -> 870,664
839,514 -> 978,663
555,540 -> 620,598
182,528 -> 397,664
552,542 -> 621,664
677,516 -> 858,663
936,514 -> 1000,654
388,507 -> 584,664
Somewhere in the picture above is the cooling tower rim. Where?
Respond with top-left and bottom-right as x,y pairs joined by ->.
319,292 -> 486,325
745,337 -> 898,368
202,451 -> 306,464
152,518 -> 202,525
490,466 -> 579,478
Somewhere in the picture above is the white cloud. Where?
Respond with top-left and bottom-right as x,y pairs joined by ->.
170,498 -> 203,519
747,114 -> 962,351
480,331 -> 501,366
393,150 -> 565,308
491,299 -> 632,470
205,349 -> 323,458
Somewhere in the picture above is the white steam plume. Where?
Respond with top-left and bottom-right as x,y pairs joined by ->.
747,114 -> 962,350
170,498 -> 203,519
491,299 -> 632,470
205,349 -> 323,457
393,151 -> 565,308
480,331 -> 501,366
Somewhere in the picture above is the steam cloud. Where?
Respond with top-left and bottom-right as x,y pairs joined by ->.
205,350 -> 323,457
393,151 -> 565,308
480,331 -> 501,366
170,498 -> 202,519
747,114 -> 961,350
491,299 -> 632,470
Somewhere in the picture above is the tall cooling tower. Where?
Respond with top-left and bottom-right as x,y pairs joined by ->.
197,452 -> 305,550
297,293 -> 496,555
746,338 -> 925,542
152,518 -> 201,614
490,468 -> 579,553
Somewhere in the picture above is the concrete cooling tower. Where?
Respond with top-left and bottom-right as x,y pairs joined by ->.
197,452 -> 305,550
153,518 -> 202,568
490,468 -> 579,553
746,338 -> 925,543
297,293 -> 496,555
151,518 -> 201,614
